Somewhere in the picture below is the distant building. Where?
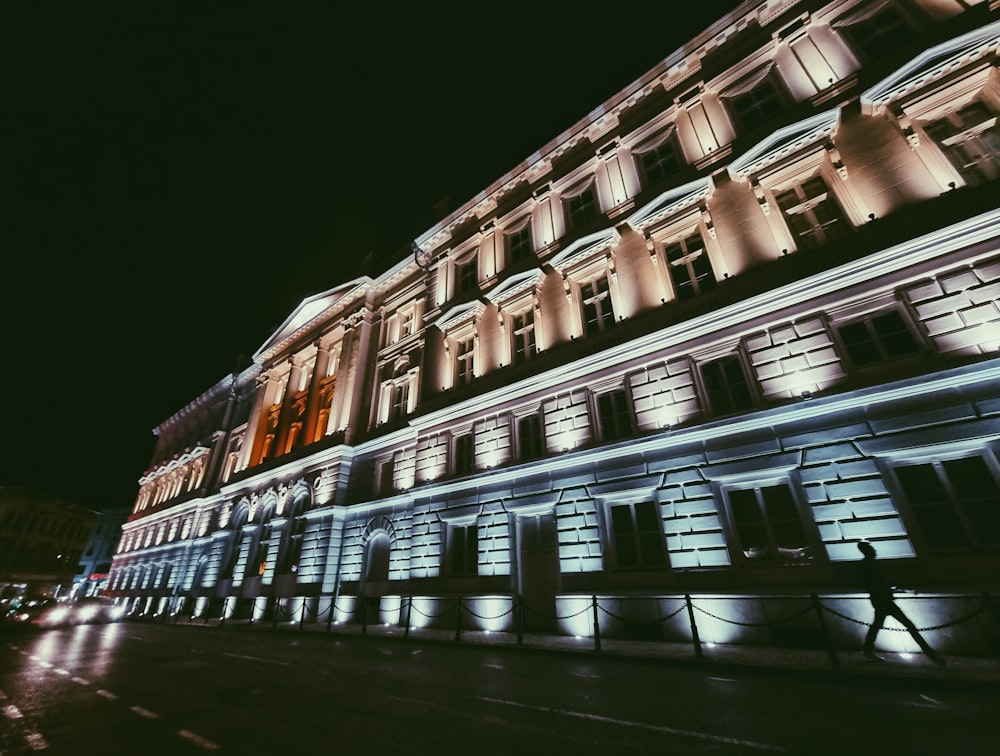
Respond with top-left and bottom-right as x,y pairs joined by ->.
72,508 -> 130,598
0,487 -> 96,600
111,0 -> 1000,656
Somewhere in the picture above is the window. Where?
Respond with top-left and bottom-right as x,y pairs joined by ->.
894,456 -> 1000,550
839,4 -> 913,63
597,389 -> 632,442
457,255 -> 478,294
279,517 -> 305,574
451,523 -> 478,577
565,183 -> 599,229
400,309 -> 416,338
518,414 -> 544,461
665,233 -> 716,301
389,382 -> 409,422
924,101 -> 1000,188
512,310 -> 537,364
610,501 -> 667,567
454,432 -> 474,476
250,525 -> 272,577
581,276 -> 616,336
377,459 -> 395,496
701,356 -> 754,415
637,138 -> 681,188
837,310 -> 920,367
456,337 -> 475,387
729,77 -> 784,132
506,224 -> 533,264
774,176 -> 849,251
728,484 -> 811,561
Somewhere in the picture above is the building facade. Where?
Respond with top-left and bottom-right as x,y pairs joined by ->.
0,487 -> 96,600
110,0 -> 1000,656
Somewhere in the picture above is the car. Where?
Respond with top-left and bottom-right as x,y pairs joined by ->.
3,597 -> 125,629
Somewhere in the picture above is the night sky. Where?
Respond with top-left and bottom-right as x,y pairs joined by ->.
3,2 -> 742,512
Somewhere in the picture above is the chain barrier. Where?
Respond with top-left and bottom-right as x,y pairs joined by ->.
819,598 -> 989,632
520,601 -> 592,621
460,602 -> 515,621
597,601 -> 687,624
408,601 -> 459,619
692,602 -> 815,627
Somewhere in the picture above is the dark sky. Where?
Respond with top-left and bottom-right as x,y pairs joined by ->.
2,2 -> 742,512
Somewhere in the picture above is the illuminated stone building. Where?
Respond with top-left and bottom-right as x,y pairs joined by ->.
110,0 -> 1000,655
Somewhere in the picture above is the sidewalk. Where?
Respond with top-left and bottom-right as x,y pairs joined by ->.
168,616 -> 1000,688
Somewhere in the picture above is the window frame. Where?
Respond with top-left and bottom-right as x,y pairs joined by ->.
580,274 -> 617,336
722,479 -> 815,564
595,387 -> 634,442
833,307 -> 922,369
606,500 -> 668,569
449,521 -> 479,577
698,353 -> 756,417
516,412 -> 545,462
505,222 -> 534,265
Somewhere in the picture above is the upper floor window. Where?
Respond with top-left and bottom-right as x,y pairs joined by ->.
609,501 -> 667,568
389,382 -> 409,422
457,255 -> 479,295
636,137 -> 681,189
701,355 -> 754,416
564,181 -> 600,230
837,309 -> 920,367
517,413 -> 544,461
836,2 -> 913,63
923,101 -> 1000,188
597,389 -> 632,442
665,232 -> 717,301
512,310 -> 537,364
727,482 -> 812,561
506,223 -> 533,264
727,72 -> 785,133
454,432 -> 474,476
450,522 -> 479,577
455,337 -> 475,387
581,276 -> 616,336
892,455 -> 1000,551
400,309 -> 416,338
774,175 -> 849,251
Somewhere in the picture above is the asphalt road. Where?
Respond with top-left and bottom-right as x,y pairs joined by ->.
1,621 -> 994,754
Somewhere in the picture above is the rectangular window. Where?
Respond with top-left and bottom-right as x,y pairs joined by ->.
894,456 -> 1000,550
665,233 -> 716,301
701,356 -> 754,415
638,139 -> 681,188
454,432 -> 474,476
597,389 -> 632,442
456,338 -> 475,387
451,523 -> 479,577
730,78 -> 783,132
839,5 -> 912,63
517,414 -> 544,461
506,224 -> 533,264
924,101 -> 1000,187
457,255 -> 478,294
610,501 -> 667,567
581,276 -> 616,336
774,176 -> 849,251
837,310 -> 919,367
565,184 -> 599,229
728,484 -> 811,561
512,310 -> 536,364
389,382 -> 409,422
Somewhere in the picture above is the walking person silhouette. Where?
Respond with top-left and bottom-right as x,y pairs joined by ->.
857,541 -> 945,665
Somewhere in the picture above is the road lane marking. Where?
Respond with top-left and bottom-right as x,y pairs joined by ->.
71,677 -> 90,686
178,730 -> 221,751
96,690 -> 118,700
25,731 -> 49,751
130,706 -> 160,719
4,704 -> 24,719
222,652 -> 290,666
476,696 -> 787,752
54,669 -> 69,676
38,661 -> 53,669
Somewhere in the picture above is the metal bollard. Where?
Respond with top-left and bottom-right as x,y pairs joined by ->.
685,594 -> 702,660
592,595 -> 602,653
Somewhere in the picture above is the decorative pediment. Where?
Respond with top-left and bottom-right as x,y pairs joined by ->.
548,228 -> 620,276
482,268 -> 547,308
435,299 -> 486,332
624,177 -> 713,235
728,109 -> 840,180
861,19 -> 1000,113
255,277 -> 372,362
